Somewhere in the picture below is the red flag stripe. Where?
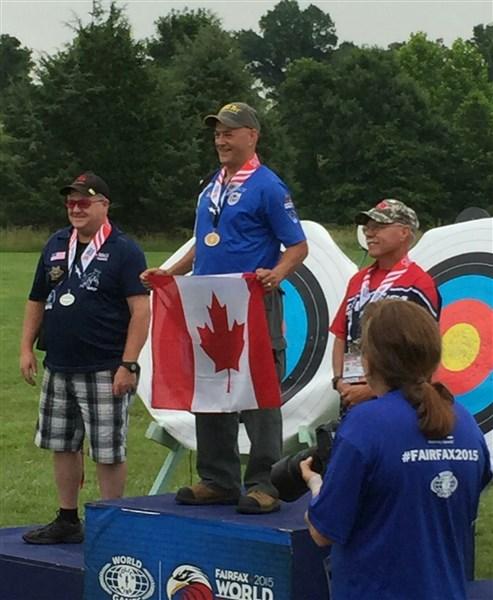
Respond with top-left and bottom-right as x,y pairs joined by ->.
245,277 -> 282,408
150,275 -> 195,410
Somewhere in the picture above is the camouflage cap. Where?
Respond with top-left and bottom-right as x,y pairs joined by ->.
204,102 -> 261,131
355,199 -> 419,231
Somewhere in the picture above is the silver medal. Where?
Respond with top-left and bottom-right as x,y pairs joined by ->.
59,292 -> 75,307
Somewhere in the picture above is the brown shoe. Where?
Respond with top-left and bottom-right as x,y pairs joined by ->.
237,490 -> 281,514
175,482 -> 240,505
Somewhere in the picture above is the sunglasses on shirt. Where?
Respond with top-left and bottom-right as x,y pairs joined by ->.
65,197 -> 104,210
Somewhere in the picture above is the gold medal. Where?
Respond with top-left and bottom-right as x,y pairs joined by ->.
204,232 -> 221,247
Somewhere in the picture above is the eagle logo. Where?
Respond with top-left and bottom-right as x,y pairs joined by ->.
166,565 -> 214,599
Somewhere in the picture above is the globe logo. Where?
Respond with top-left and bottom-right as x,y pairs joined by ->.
166,564 -> 214,599
99,556 -> 155,600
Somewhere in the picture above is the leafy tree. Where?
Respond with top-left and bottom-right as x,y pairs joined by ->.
3,2 -> 168,229
236,0 -> 337,91
146,23 -> 260,229
147,7 -> 220,66
0,35 -> 32,90
397,33 -> 493,218
278,49 -> 451,224
471,23 -> 493,81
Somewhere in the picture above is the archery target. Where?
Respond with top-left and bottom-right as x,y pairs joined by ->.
410,219 -> 493,445
138,221 -> 356,452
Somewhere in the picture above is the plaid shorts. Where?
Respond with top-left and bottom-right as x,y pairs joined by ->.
34,368 -> 130,464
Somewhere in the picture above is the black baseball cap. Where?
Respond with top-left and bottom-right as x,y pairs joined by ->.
204,102 -> 261,131
60,172 -> 110,198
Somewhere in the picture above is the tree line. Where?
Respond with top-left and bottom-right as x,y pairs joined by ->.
1,0 -> 492,232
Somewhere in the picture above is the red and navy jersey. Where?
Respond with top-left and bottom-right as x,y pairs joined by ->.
330,262 -> 440,343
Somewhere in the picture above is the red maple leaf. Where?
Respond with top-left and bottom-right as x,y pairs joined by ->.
197,293 -> 245,393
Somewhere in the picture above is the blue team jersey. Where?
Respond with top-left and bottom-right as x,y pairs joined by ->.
308,390 -> 492,600
193,165 -> 306,275
29,224 -> 148,373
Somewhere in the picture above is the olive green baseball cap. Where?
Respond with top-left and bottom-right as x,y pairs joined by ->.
204,102 -> 261,131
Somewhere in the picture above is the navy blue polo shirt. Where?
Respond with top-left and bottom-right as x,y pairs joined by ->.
29,224 -> 148,373
193,165 -> 306,275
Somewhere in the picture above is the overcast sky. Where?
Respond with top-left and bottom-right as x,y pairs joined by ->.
1,0 -> 492,58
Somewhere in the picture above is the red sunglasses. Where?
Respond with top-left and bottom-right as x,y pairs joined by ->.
65,197 -> 104,210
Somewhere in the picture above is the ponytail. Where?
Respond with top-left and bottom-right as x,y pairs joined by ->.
403,381 -> 455,439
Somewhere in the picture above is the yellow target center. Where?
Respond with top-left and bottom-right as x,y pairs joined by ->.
442,323 -> 481,372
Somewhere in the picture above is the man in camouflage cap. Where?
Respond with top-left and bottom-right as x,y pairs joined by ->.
355,198 -> 419,231
330,198 -> 440,408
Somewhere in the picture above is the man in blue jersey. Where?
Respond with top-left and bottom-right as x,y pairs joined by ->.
142,102 -> 308,514
20,172 -> 150,543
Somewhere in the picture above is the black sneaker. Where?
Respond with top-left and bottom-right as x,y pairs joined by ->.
22,513 -> 84,545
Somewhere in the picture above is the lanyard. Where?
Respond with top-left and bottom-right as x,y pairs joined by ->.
208,154 -> 261,227
357,255 -> 411,311
67,219 -> 112,277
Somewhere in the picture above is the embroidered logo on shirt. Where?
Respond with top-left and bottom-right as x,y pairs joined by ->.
96,252 -> 109,262
227,191 -> 242,206
79,268 -> 101,292
430,471 -> 458,498
284,194 -> 299,223
50,251 -> 66,261
48,266 -> 64,282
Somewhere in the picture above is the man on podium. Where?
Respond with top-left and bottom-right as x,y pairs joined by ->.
142,102 -> 307,514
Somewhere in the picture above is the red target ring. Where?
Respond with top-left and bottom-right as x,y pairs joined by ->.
435,299 -> 493,396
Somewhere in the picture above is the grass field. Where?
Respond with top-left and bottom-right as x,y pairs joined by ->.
0,238 -> 491,578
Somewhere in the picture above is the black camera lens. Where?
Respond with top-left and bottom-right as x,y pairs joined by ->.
270,420 -> 340,502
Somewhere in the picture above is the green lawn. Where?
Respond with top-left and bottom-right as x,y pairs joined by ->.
0,248 -> 491,578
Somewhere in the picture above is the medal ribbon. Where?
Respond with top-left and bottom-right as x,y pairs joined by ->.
356,255 -> 412,311
346,255 -> 412,346
209,154 -> 261,226
67,219 -> 112,276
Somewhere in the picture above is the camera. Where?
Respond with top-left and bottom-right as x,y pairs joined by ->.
271,420 -> 340,502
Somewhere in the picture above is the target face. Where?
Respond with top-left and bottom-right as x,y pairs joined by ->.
139,221 -> 356,452
411,219 -> 493,439
430,253 -> 493,433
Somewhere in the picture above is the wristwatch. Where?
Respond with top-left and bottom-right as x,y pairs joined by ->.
121,361 -> 140,374
332,375 -> 343,391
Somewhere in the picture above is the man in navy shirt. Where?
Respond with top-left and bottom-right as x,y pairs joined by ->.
142,102 -> 308,514
20,172 -> 150,544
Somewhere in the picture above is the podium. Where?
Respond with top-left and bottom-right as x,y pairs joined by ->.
84,493 -> 330,600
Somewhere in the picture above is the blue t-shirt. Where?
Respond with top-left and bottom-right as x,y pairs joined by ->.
193,165 -> 306,275
29,224 -> 148,373
308,390 -> 492,600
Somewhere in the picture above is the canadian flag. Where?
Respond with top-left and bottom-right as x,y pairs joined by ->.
149,273 -> 281,412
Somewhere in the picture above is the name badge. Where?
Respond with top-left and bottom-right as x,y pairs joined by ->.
343,351 -> 365,383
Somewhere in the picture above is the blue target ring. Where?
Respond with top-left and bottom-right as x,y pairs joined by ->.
281,280 -> 308,378
278,264 -> 329,403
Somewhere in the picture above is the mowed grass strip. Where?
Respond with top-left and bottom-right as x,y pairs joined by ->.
0,241 -> 491,578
